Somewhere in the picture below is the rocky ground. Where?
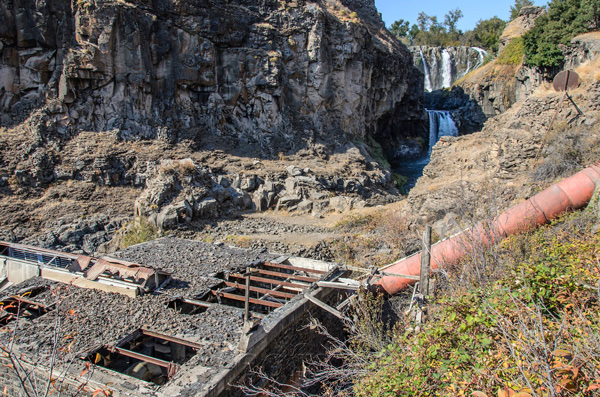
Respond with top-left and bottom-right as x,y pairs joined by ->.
404,64 -> 600,238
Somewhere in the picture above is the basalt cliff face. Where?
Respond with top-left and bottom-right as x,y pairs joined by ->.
0,0 -> 427,252
0,0 -> 425,155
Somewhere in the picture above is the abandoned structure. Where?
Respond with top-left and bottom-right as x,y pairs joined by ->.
0,238 -> 356,396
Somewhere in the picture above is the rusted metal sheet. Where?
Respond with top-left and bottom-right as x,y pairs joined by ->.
85,259 -> 157,285
70,255 -> 92,272
553,70 -> 580,92
0,240 -> 170,296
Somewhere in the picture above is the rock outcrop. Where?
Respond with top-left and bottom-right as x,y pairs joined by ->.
498,6 -> 546,51
0,0 -> 426,157
0,0 -> 430,244
134,154 -> 395,230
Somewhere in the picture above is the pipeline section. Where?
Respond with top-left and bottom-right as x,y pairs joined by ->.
374,162 -> 600,295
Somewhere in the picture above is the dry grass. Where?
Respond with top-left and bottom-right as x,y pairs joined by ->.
499,19 -> 528,42
159,158 -> 196,174
575,57 -> 600,83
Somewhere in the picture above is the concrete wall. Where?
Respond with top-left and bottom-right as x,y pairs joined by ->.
1,258 -> 40,284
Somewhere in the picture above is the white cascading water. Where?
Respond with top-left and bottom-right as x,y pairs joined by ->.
441,49 -> 452,88
393,109 -> 459,190
420,49 -> 433,92
472,47 -> 488,69
427,109 -> 458,152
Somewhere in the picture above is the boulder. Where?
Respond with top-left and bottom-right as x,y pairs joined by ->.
196,198 -> 219,219
329,196 -> 353,212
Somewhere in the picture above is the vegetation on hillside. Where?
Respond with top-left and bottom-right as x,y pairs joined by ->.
390,0 -> 540,54
352,207 -> 600,396
391,9 -> 506,53
496,36 -> 525,65
307,109 -> 600,395
524,0 -> 600,68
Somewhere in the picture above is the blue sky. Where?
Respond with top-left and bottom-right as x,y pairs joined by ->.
374,0 -> 546,31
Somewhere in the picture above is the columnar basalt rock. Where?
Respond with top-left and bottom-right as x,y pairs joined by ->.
0,0 -> 426,157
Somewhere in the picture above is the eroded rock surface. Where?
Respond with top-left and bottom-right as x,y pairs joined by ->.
0,0 -> 425,156
0,0 -> 428,251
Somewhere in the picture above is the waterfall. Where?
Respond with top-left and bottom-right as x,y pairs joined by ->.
392,109 -> 459,191
427,110 -> 458,152
419,49 -> 433,92
472,47 -> 488,69
412,46 -> 489,91
441,49 -> 452,88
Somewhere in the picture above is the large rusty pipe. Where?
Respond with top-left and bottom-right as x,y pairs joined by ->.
374,162 -> 600,295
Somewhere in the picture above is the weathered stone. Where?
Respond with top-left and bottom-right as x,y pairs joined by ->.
0,0 -> 426,159
285,166 -> 304,177
277,195 -> 302,210
157,205 -> 179,230
297,200 -> 314,214
240,177 -> 257,192
196,198 -> 219,219
329,196 -> 353,212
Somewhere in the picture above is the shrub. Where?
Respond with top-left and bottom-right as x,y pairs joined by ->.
496,37 -> 525,65
120,217 -> 157,249
523,0 -> 600,68
391,173 -> 408,194
353,209 -> 600,396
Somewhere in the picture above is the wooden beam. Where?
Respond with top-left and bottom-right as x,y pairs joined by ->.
378,271 -> 420,281
229,274 -> 309,290
316,281 -> 360,290
420,225 -> 432,296
249,268 -> 319,283
305,294 -> 345,320
211,290 -> 283,308
263,262 -> 327,275
223,281 -> 296,299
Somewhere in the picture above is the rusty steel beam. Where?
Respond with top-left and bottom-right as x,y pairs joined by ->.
10,296 -> 48,309
112,347 -> 174,370
248,268 -> 319,283
211,290 -> 283,308
140,329 -> 204,350
223,281 -> 296,299
229,274 -> 309,290
263,261 -> 327,275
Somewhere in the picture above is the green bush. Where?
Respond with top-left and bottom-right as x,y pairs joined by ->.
365,135 -> 390,169
391,173 -> 408,194
523,0 -> 600,68
353,210 -> 600,396
496,37 -> 525,65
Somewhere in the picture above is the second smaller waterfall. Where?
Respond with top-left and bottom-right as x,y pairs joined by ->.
393,110 -> 459,191
427,110 -> 459,152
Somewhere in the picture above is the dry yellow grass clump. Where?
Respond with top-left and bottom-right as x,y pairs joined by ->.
159,158 -> 196,174
575,57 -> 600,82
